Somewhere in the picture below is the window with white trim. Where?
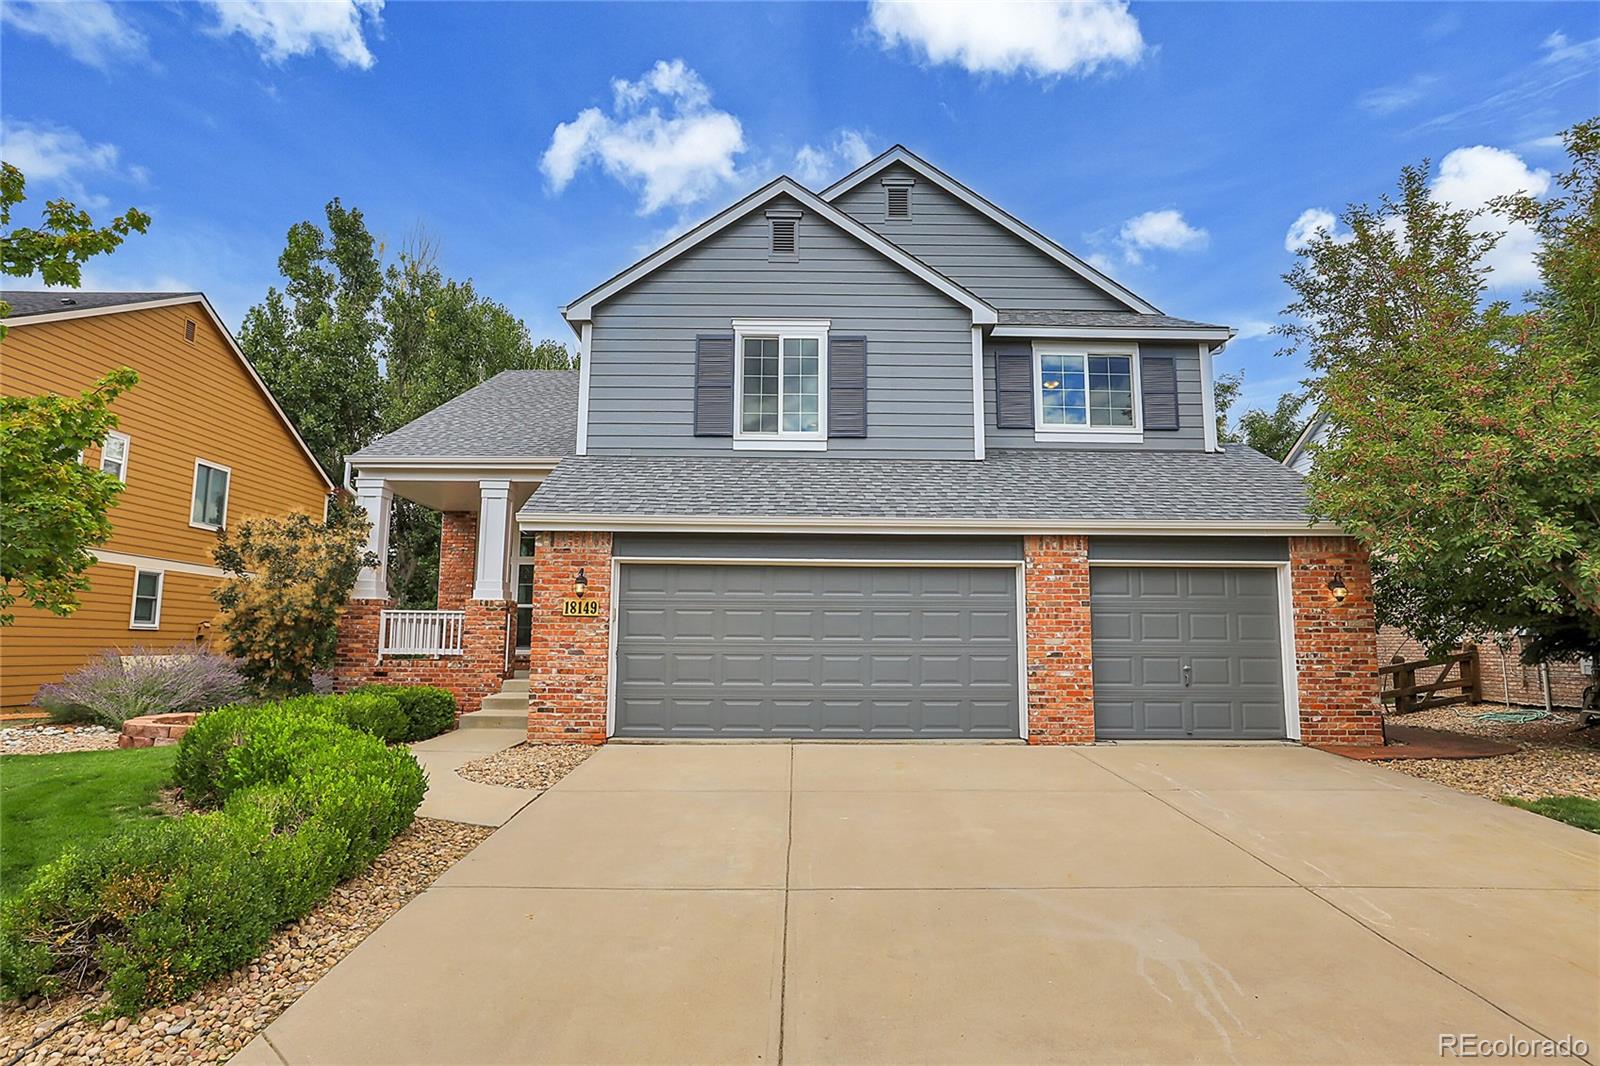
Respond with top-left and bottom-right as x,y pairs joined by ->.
190,460 -> 231,528
130,569 -> 162,629
1034,345 -> 1141,432
100,431 -> 130,482
733,322 -> 828,441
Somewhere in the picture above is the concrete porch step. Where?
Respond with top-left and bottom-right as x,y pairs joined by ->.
479,692 -> 528,712
459,707 -> 528,730
499,678 -> 529,695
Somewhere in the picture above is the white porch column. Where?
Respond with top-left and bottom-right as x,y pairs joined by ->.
352,476 -> 393,600
472,479 -> 514,602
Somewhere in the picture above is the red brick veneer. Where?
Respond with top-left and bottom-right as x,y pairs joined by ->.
436,511 -> 476,610
1022,534 -> 1096,744
333,598 -> 511,715
525,531 -> 612,744
1289,536 -> 1384,745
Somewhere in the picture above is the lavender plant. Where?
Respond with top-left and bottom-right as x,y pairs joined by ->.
35,644 -> 250,726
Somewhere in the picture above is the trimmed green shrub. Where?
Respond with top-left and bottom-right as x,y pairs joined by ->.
1,698 -> 425,1015
354,684 -> 457,741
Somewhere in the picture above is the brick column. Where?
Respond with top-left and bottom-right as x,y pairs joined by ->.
333,599 -> 386,686
1289,536 -> 1384,745
332,598 -> 511,715
437,511 -> 476,610
526,531 -> 612,744
1023,535 -> 1096,744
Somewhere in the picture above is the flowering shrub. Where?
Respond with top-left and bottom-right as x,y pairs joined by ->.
35,644 -> 249,727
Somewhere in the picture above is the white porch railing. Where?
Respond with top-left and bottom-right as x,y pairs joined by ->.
379,610 -> 466,657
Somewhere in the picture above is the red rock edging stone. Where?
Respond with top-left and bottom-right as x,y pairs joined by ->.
118,712 -> 201,749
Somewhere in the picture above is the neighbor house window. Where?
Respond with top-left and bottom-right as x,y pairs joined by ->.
130,569 -> 162,629
733,321 -> 828,443
1034,346 -> 1140,431
191,459 -> 231,528
100,431 -> 130,482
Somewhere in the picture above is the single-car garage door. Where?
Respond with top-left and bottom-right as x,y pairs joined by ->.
614,563 -> 1019,738
1090,566 -> 1287,739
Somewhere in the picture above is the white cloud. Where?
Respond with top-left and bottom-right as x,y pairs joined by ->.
866,0 -> 1145,79
1430,145 -> 1551,287
1539,30 -> 1600,66
1358,74 -> 1440,115
1284,208 -> 1342,251
0,0 -> 148,68
1231,319 -> 1275,342
540,59 -> 746,215
201,0 -> 384,69
1085,251 -> 1118,275
1,119 -> 145,208
792,129 -> 874,187
1119,209 -> 1208,257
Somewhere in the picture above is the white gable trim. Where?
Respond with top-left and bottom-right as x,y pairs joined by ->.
821,147 -> 1162,317
1282,408 -> 1329,472
7,293 -> 336,491
561,177 -> 997,326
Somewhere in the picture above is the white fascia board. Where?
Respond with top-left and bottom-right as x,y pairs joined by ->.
11,293 -> 337,492
562,177 -> 997,327
516,513 -> 1340,537
820,147 -> 1162,316
1282,408 -> 1328,470
351,458 -> 562,480
990,325 -> 1234,341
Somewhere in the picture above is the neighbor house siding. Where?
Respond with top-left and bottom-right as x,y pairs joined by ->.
584,194 -> 977,459
831,162 -> 1129,313
983,341 -> 1208,451
0,304 -> 330,709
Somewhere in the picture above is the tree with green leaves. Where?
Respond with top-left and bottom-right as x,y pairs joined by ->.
0,370 -> 139,625
1234,390 -> 1306,461
239,199 -> 385,480
0,162 -> 152,335
1212,371 -> 1242,443
1280,119 -> 1600,667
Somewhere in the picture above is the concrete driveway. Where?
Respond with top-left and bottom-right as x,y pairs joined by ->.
241,743 -> 1599,1065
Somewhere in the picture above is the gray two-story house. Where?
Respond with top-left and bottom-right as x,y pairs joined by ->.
335,146 -> 1383,747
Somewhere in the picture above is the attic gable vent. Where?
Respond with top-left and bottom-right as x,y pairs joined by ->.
770,216 -> 797,257
184,319 -> 197,342
886,184 -> 911,220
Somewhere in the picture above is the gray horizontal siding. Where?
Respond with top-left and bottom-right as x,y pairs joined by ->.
832,162 -> 1128,313
983,341 -> 1207,452
588,194 -> 976,459
614,533 -> 1023,562
1089,536 -> 1289,562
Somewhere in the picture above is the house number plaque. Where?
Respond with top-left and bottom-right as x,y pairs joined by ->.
560,598 -> 601,617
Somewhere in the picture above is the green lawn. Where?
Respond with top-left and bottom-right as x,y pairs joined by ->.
0,746 -> 179,897
1502,795 -> 1600,833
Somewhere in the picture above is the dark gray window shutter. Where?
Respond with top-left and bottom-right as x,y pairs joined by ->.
1141,355 -> 1180,430
828,334 -> 868,438
992,341 -> 1034,429
693,333 -> 735,437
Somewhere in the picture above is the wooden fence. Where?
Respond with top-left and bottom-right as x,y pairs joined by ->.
1380,646 -> 1482,714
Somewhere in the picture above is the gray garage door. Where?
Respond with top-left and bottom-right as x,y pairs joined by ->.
614,563 -> 1019,738
1090,567 -> 1286,739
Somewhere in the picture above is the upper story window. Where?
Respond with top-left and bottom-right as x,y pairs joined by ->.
191,459 -> 231,529
100,431 -> 130,482
733,320 -> 828,448
1034,343 -> 1141,436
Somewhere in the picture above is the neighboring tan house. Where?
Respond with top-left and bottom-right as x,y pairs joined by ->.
1284,405 -> 1593,709
336,145 -> 1384,746
0,291 -> 335,711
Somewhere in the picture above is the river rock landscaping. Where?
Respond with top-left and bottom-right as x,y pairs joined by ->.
1380,703 -> 1600,802
456,742 -> 595,790
0,817 -> 490,1065
0,725 -> 119,756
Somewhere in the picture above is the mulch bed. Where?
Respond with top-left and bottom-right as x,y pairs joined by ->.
1370,703 -> 1600,802
0,726 -> 119,756
455,743 -> 595,790
0,817 -> 492,1066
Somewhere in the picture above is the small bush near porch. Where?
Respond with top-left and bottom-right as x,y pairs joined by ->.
0,746 -> 178,899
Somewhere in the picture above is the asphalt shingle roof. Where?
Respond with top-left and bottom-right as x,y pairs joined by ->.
352,370 -> 579,461
2,290 -> 202,318
517,447 -> 1313,527
997,309 -> 1229,331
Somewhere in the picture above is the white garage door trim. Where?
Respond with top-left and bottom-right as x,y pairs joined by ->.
607,556 -> 1029,740
1085,559 -> 1301,741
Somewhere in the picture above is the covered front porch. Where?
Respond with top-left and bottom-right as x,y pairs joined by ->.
333,465 -> 553,713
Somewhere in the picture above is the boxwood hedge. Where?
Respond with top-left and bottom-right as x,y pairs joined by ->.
0,693 -> 427,1015
353,684 -> 457,741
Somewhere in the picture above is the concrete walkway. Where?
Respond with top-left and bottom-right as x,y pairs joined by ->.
408,728 -> 537,827
239,743 -> 1598,1065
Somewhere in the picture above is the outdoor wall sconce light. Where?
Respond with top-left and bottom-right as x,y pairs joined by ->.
1327,575 -> 1349,603
573,568 -> 589,598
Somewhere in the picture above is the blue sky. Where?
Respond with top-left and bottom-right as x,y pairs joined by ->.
3,1 -> 1596,416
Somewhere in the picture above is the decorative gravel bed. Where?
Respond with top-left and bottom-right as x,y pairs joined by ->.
0,725 -> 118,756
1380,703 -> 1600,801
456,742 -> 595,790
0,817 -> 491,1065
